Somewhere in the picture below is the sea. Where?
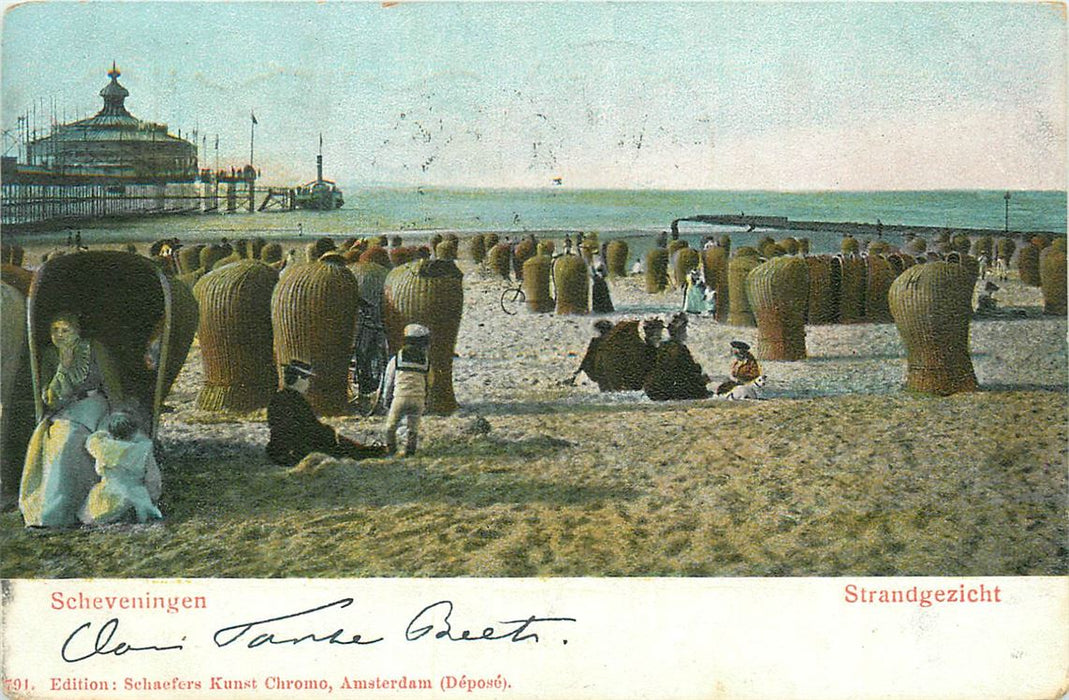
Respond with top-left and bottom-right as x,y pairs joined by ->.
7,188 -> 1067,260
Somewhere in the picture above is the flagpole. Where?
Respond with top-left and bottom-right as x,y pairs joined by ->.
250,113 -> 256,167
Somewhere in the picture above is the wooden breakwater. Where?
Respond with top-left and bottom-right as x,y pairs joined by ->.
670,214 -> 1064,240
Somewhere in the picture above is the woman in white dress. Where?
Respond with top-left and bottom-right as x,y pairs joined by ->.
19,312 -> 124,527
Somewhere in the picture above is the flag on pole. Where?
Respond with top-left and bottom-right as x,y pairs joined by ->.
215,135 -> 219,149
251,112 -> 258,125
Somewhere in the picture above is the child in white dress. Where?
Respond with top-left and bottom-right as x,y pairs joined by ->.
80,412 -> 162,525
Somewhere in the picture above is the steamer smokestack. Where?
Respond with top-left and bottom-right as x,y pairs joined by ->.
317,133 -> 323,182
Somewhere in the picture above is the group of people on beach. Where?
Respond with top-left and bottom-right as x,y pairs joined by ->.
569,311 -> 763,402
17,300 -> 434,529
15,228 -> 764,531
266,321 -> 431,466
18,312 -> 163,528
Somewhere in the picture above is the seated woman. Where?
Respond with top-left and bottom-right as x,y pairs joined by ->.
567,319 -> 614,386
715,340 -> 762,396
19,311 -> 124,527
974,281 -> 999,316
80,411 -> 162,525
643,313 -> 710,401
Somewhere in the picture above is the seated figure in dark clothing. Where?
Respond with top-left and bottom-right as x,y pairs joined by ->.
639,317 -> 664,380
568,319 -> 614,386
643,313 -> 710,401
267,359 -> 386,466
590,317 -> 662,392
591,264 -> 614,314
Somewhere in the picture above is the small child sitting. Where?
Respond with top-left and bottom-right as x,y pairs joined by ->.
975,281 -> 999,315
80,411 -> 163,525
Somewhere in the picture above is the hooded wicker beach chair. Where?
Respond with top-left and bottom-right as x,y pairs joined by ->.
726,251 -> 761,327
193,261 -> 279,411
271,254 -> 362,416
888,261 -> 978,395
383,259 -> 464,415
805,255 -> 837,325
746,256 -> 809,361
605,240 -> 628,278
553,254 -> 590,315
1018,244 -> 1041,287
522,255 -> 554,313
27,250 -> 198,437
1039,245 -> 1067,316
864,255 -> 896,324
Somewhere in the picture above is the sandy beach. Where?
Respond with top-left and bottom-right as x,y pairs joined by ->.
1,236 -> 1066,578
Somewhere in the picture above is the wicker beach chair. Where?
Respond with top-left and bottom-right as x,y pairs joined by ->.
27,250 -> 198,437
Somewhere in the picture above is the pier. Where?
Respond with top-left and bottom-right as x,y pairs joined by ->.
1,172 -> 301,230
0,64 -> 307,231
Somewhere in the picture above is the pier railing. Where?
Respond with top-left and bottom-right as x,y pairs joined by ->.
1,180 -> 299,228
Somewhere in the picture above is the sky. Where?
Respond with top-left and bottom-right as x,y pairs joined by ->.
1,1 -> 1065,191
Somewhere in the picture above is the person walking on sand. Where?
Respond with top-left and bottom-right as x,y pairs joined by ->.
591,264 -> 614,314
267,359 -> 386,467
682,269 -> 709,314
381,324 -> 431,457
715,340 -> 761,396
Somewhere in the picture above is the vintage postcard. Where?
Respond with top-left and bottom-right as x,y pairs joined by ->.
1,2 -> 1066,698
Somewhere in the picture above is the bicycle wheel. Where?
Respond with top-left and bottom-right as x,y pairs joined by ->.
361,334 -> 391,416
500,286 -> 525,315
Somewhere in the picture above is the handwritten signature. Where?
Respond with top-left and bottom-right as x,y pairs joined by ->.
405,600 -> 576,643
61,618 -> 184,663
213,598 -> 384,648
61,598 -> 576,662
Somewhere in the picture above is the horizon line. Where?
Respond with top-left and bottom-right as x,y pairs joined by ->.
325,183 -> 1068,195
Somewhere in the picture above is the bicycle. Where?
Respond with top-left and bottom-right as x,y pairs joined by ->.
500,284 -> 526,315
348,318 -> 391,416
